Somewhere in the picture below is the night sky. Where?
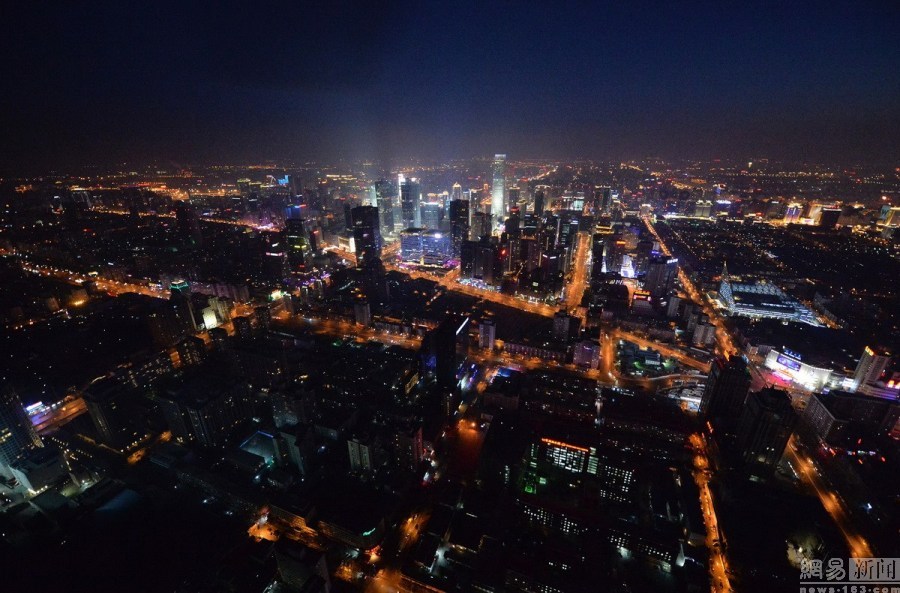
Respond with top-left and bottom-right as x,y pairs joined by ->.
2,1 -> 898,170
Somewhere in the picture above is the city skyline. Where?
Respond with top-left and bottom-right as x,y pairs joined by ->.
1,4 -> 898,593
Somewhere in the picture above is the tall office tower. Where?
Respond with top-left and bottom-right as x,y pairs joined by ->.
169,279 -> 197,333
174,201 -> 203,247
633,239 -> 655,275
590,233 -> 606,285
534,189 -> 545,216
420,201 -> 442,230
700,357 -> 752,421
602,233 -> 626,276
449,199 -> 470,257
508,186 -> 521,210
736,388 -> 796,472
421,317 -> 460,387
644,255 -> 678,299
542,214 -> 561,249
479,317 -> 496,349
471,211 -> 492,241
83,377 -> 143,450
372,178 -> 394,234
599,187 -> 613,213
475,239 -> 501,285
351,205 -> 382,266
422,316 -> 468,417
261,232 -> 289,283
852,346 -> 891,391
491,154 -> 507,227
400,176 -> 421,229
451,182 -> 463,203
0,385 -> 43,470
520,237 -> 542,274
505,207 -> 521,235
284,216 -> 310,272
468,187 -> 481,215
460,240 -> 477,279
557,216 -> 578,248
353,299 -> 371,326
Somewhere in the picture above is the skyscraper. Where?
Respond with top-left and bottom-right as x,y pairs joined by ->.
0,385 -> 42,470
852,346 -> 891,391
374,179 -> 394,235
83,377 -> 143,450
534,187 -> 547,215
174,201 -> 203,247
351,205 -> 382,266
470,211 -> 492,241
644,256 -> 678,300
451,182 -> 463,203
169,279 -> 197,333
284,216 -> 310,272
508,186 -> 521,210
400,175 -> 420,229
420,201 -> 442,230
491,154 -> 507,228
590,233 -> 606,286
700,356 -> 752,421
479,318 -> 496,349
449,199 -> 470,257
736,388 -> 796,473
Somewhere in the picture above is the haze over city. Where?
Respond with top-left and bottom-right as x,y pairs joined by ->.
3,1 -> 900,171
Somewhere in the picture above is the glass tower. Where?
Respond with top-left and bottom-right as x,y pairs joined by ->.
491,154 -> 506,229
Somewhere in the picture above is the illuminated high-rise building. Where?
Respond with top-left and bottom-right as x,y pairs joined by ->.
448,199 -> 470,257
0,385 -> 42,470
400,228 -> 452,266
852,346 -> 891,391
169,279 -> 197,333
508,186 -> 521,210
284,216 -> 310,272
491,154 -> 506,228
644,255 -> 678,299
470,211 -> 492,241
400,175 -> 420,229
451,182 -> 463,203
533,189 -> 545,216
351,205 -> 382,266
373,178 -> 394,234
420,201 -> 442,230
479,317 -> 496,349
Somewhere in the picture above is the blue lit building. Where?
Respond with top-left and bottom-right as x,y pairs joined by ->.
400,228 -> 452,267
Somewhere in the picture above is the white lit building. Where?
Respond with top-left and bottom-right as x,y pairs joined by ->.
764,348 -> 835,391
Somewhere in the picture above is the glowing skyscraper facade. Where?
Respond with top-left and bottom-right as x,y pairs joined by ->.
491,154 -> 506,229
